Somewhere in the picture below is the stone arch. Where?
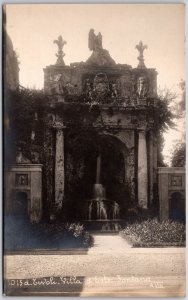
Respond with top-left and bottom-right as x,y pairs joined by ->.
65,129 -> 135,220
11,191 -> 29,220
169,191 -> 185,221
98,132 -> 129,155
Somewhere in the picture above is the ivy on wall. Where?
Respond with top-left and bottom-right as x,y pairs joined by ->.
4,86 -> 175,167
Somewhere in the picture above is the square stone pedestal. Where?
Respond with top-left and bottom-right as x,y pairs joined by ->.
5,164 -> 43,223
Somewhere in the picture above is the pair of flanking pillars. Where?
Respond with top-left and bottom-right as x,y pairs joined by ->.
54,128 -> 151,211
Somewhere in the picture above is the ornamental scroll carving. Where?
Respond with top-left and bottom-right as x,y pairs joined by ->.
83,73 -> 120,103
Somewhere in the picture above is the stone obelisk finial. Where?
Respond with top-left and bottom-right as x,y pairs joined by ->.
54,35 -> 67,66
135,41 -> 147,68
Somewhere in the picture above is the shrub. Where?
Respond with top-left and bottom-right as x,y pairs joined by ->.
4,216 -> 93,250
120,218 -> 185,247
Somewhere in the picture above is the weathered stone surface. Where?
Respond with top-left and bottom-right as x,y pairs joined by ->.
138,130 -> 148,208
43,64 -> 157,106
158,167 -> 185,221
42,31 -> 159,219
135,41 -> 147,69
53,35 -> 66,66
55,128 -> 64,210
5,164 -> 43,223
148,131 -> 154,205
43,125 -> 55,211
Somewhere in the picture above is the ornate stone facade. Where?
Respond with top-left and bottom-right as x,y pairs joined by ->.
42,30 -> 159,220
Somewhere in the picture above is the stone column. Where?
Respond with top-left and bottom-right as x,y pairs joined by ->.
149,131 -> 154,205
153,135 -> 158,184
138,130 -> 148,208
55,127 -> 64,210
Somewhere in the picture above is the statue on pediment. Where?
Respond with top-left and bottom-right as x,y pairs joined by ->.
89,29 -> 103,51
86,29 -> 116,66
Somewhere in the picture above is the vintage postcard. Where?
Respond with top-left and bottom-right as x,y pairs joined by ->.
3,3 -> 186,297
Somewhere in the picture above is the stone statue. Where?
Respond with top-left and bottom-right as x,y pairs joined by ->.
97,201 -> 107,220
110,83 -> 118,98
31,151 -> 40,163
31,130 -> 35,141
88,29 -> 103,51
112,202 -> 120,219
86,29 -> 116,66
52,74 -> 66,101
16,149 -> 31,164
54,35 -> 67,65
16,150 -> 23,163
85,78 -> 94,100
135,41 -> 147,68
137,76 -> 148,98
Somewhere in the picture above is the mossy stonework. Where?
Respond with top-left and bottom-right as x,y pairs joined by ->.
41,31 -> 159,222
5,30 -> 171,226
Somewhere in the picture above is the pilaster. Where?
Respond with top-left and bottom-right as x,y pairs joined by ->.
138,129 -> 148,208
55,124 -> 65,210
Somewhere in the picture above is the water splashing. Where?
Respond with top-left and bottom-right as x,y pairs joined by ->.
86,153 -> 120,221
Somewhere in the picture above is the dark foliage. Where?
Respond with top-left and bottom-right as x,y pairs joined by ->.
4,215 -> 93,251
4,85 -> 177,167
154,89 -> 177,166
4,88 -> 47,164
171,142 -> 185,167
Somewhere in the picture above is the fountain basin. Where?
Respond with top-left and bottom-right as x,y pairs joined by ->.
85,197 -> 120,221
82,220 -> 125,232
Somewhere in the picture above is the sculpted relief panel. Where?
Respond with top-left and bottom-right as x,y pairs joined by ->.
82,71 -> 155,104
44,66 -> 157,104
83,73 -> 121,103
43,30 -> 157,104
46,70 -> 81,101
120,75 -> 133,98
52,73 -> 79,96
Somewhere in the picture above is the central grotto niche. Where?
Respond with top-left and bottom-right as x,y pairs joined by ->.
64,131 -> 132,221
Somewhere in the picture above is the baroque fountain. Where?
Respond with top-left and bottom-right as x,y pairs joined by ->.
84,153 -> 121,231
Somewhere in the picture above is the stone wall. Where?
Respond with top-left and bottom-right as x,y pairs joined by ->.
158,167 -> 185,221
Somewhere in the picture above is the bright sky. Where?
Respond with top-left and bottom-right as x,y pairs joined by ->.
5,4 -> 185,164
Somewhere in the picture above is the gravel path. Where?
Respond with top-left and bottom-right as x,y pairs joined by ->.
3,234 -> 186,297
89,233 -> 131,252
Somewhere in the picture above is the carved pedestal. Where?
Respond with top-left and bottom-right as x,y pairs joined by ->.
5,164 -> 43,223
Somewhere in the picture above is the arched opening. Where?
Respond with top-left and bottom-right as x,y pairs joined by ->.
64,131 -> 132,221
12,191 -> 29,221
170,192 -> 185,222
4,191 -> 30,250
